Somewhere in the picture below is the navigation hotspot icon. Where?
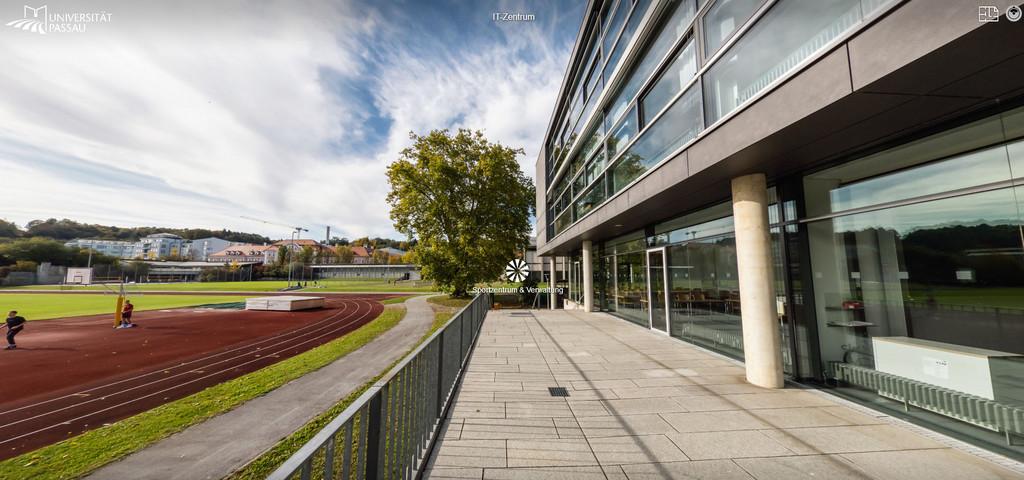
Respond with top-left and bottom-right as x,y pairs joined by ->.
505,259 -> 529,283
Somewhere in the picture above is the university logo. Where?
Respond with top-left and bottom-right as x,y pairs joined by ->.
5,4 -> 112,34
505,258 -> 529,283
6,5 -> 47,35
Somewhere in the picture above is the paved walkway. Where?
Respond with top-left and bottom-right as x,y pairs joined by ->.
88,295 -> 435,480
425,309 -> 1024,480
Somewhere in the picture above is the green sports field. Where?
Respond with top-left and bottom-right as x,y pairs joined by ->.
0,294 -> 259,321
1,279 -> 435,293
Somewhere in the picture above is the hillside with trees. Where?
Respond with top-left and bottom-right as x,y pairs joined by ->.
18,218 -> 271,244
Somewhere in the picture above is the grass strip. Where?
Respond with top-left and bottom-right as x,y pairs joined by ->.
3,279 -> 437,293
425,295 -> 472,309
380,295 -> 418,305
0,293 -> 259,321
0,306 -> 407,480
227,300 -> 459,479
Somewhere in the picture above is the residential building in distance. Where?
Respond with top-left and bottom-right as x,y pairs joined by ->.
207,244 -> 276,264
186,237 -> 235,261
64,239 -> 135,259
132,233 -> 187,260
349,246 -> 373,264
536,0 -> 1024,461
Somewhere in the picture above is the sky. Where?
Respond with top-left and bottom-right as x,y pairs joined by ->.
0,0 -> 585,241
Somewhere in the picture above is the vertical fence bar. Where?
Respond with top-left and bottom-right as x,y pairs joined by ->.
341,421 -> 353,480
324,435 -> 336,480
366,388 -> 385,480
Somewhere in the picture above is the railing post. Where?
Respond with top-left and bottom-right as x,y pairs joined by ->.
436,331 -> 445,417
364,390 -> 384,480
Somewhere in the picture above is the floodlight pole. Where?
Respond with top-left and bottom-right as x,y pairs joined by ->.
287,229 -> 297,288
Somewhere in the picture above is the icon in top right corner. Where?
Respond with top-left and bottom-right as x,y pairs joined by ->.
1007,5 -> 1023,22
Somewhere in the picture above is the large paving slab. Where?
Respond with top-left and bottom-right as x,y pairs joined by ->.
425,309 -> 1024,480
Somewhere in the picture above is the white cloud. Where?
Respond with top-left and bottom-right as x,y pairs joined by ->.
0,0 -> 575,240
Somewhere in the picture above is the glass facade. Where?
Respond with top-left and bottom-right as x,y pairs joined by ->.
802,108 -> 1024,459
546,0 -> 895,239
542,0 -> 1024,463
578,106 -> 1024,460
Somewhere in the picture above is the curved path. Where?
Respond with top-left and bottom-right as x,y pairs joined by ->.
0,294 -> 396,459
85,295 -> 435,480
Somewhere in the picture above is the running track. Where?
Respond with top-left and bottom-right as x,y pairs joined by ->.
0,294 -> 397,460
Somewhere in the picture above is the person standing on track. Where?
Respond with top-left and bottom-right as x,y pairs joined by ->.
119,300 -> 136,328
3,310 -> 26,349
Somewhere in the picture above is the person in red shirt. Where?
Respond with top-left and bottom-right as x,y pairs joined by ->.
119,300 -> 136,328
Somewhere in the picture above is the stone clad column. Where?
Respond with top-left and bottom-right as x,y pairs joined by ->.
731,174 -> 784,389
548,257 -> 557,310
582,241 -> 594,312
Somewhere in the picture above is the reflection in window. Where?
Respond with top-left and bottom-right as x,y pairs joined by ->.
575,182 -> 607,219
641,38 -> 697,125
614,250 -> 649,326
667,234 -> 744,359
704,0 -> 878,124
612,85 -> 703,191
603,0 -> 655,96
606,0 -> 697,129
808,186 -> 1024,424
703,0 -> 761,57
608,109 -> 638,159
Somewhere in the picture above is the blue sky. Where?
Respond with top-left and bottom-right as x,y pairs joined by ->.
0,0 -> 584,240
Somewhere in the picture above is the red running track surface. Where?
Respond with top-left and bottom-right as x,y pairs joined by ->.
0,294 -> 398,460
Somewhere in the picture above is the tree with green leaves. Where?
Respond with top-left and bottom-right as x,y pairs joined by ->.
0,219 -> 20,238
334,245 -> 354,264
386,129 -> 534,297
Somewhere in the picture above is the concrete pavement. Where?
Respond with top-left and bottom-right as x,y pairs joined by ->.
424,309 -> 1024,480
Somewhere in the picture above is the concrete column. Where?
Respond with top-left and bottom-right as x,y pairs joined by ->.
582,240 -> 594,312
731,173 -> 785,389
548,257 -> 557,310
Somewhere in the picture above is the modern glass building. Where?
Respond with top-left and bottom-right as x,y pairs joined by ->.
536,0 -> 1024,461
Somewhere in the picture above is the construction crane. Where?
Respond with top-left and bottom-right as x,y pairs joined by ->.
239,215 -> 308,288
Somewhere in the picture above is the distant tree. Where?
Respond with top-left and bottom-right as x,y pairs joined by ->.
371,249 -> 390,265
275,245 -> 290,267
0,219 -> 20,238
13,260 -> 38,272
400,250 -> 417,265
386,129 -> 534,297
330,236 -> 350,246
23,218 -> 271,243
298,246 -> 315,265
0,237 -> 72,265
334,245 -> 355,264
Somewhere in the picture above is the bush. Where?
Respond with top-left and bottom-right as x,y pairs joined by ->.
13,260 -> 37,272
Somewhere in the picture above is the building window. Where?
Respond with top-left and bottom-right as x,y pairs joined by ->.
605,0 -> 697,137
704,0 -> 884,125
803,107 -> 1024,460
702,0 -> 762,58
640,37 -> 697,125
611,84 -> 702,192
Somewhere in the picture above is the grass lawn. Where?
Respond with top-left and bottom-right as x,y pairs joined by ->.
906,285 -> 1024,309
0,306 -> 407,480
0,293 -> 257,320
426,295 -> 473,309
227,298 -> 465,479
2,279 -> 436,294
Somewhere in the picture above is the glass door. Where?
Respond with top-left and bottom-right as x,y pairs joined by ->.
646,248 -> 670,334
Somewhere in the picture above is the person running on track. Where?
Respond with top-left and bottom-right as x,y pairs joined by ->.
3,310 -> 26,349
119,300 -> 136,328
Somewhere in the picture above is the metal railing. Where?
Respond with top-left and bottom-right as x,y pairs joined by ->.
268,293 -> 492,480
